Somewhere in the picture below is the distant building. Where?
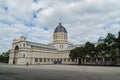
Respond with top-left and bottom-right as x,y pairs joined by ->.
77,37 -> 105,47
9,22 -> 76,64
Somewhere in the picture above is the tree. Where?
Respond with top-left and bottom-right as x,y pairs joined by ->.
69,47 -> 85,64
69,32 -> 120,65
95,43 -> 108,64
69,47 -> 79,61
78,47 -> 85,58
84,42 -> 95,59
0,50 -> 10,63
115,31 -> 120,56
110,31 -> 120,64
104,33 -> 115,45
104,33 -> 117,59
96,43 -> 108,55
77,47 -> 86,64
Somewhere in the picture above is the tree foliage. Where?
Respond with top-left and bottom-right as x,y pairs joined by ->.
84,42 -> 95,57
0,50 -> 10,63
69,31 -> 120,64
104,33 -> 115,45
69,42 -> 95,62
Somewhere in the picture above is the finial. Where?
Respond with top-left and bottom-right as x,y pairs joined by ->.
59,22 -> 61,26
59,18 -> 62,25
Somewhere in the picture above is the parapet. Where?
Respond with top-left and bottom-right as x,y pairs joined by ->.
13,36 -> 27,43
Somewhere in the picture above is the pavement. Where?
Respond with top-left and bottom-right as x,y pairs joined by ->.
0,64 -> 120,80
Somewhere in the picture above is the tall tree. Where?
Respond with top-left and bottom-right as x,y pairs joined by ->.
112,31 -> 120,58
69,47 -> 85,64
69,47 -> 79,61
116,31 -> 120,52
104,33 -> 117,57
104,33 -> 119,64
95,43 -> 108,64
84,42 -> 95,63
84,42 -> 95,58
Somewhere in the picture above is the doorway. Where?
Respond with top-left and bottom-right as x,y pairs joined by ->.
13,46 -> 19,64
54,59 -> 62,64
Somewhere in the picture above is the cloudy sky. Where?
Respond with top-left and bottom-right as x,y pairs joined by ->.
0,0 -> 120,53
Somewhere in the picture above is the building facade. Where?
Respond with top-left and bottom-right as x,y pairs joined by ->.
9,22 -> 76,64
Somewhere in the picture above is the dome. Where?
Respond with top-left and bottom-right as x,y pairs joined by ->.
54,22 -> 67,33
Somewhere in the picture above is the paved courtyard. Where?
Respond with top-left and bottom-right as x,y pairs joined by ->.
0,64 -> 120,80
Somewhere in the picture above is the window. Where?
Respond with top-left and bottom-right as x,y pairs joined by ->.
64,35 -> 65,39
60,44 -> 63,48
51,59 -> 53,61
23,44 -> 25,47
35,58 -> 38,62
64,58 -> 66,62
44,59 -> 46,62
23,54 -> 25,58
68,59 -> 70,62
48,59 -> 50,62
39,58 -> 42,62
60,59 -> 62,61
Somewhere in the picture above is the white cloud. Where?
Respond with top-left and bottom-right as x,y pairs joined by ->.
0,0 -> 120,53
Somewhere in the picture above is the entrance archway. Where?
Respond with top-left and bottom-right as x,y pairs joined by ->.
54,59 -> 62,64
13,46 -> 19,64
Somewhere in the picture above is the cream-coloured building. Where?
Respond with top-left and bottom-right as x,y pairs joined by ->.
9,22 -> 76,64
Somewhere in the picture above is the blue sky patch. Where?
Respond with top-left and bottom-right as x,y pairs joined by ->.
36,8 -> 43,13
33,0 -> 38,3
103,26 -> 110,30
43,27 -> 49,31
33,13 -> 37,18
103,21 -> 120,30
33,8 -> 43,18
0,20 -> 12,26
25,22 -> 35,27
3,6 -> 8,11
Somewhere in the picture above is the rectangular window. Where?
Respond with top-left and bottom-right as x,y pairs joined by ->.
35,58 -> 38,62
64,58 -> 66,62
51,59 -> 53,61
68,58 -> 70,62
44,59 -> 46,62
60,59 -> 62,61
39,58 -> 42,62
48,59 -> 50,62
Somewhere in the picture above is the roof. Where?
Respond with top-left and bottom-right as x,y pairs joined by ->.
66,45 -> 76,50
27,41 -> 56,49
54,22 -> 67,33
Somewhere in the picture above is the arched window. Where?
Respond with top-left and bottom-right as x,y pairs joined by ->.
15,46 -> 19,54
